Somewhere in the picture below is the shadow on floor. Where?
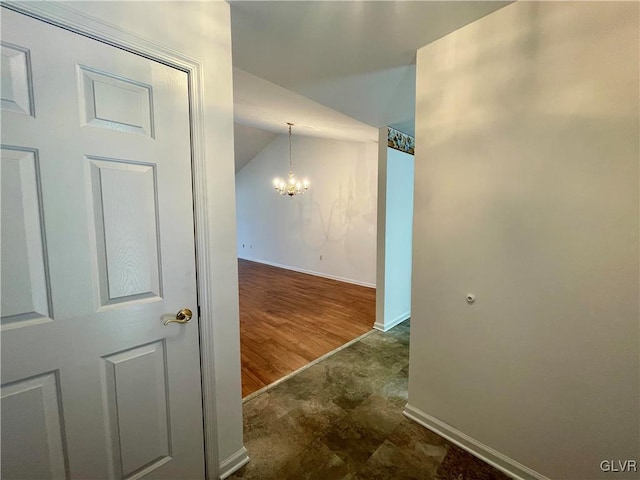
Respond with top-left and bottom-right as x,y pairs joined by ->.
230,321 -> 509,480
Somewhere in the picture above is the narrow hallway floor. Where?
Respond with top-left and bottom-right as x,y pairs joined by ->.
229,321 -> 510,480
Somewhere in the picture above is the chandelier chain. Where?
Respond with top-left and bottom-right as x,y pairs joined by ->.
289,123 -> 292,172
272,122 -> 310,196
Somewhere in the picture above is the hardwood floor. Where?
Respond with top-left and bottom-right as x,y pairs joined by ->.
238,259 -> 375,397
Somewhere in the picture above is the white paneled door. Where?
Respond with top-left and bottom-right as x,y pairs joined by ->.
1,9 -> 206,479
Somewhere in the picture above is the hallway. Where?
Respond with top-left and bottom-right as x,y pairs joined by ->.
231,321 -> 509,480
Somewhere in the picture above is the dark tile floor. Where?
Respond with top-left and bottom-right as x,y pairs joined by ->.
230,321 -> 510,480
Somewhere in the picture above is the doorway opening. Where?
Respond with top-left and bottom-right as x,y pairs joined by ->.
233,125 -> 378,398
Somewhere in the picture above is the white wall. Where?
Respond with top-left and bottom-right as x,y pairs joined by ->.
61,1 -> 244,472
236,134 -> 378,287
409,2 -> 639,480
375,133 -> 415,331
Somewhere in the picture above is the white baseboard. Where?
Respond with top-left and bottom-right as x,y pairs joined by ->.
374,311 -> 410,332
238,256 -> 375,288
218,447 -> 250,480
403,404 -> 549,480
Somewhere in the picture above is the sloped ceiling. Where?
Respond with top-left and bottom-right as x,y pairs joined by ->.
230,1 -> 511,136
234,123 -> 278,173
234,68 -> 378,141
233,68 -> 378,172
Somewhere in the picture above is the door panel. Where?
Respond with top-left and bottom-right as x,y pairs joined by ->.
102,341 -> 171,479
88,156 -> 162,306
0,41 -> 34,116
1,146 -> 51,327
78,66 -> 154,137
1,8 -> 205,479
1,372 -> 68,480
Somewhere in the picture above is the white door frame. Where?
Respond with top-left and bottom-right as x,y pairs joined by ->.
2,2 -> 222,478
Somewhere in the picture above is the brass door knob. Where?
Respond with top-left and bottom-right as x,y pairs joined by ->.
164,308 -> 193,326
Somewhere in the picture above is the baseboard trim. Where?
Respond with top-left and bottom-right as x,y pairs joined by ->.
374,311 -> 410,332
218,447 -> 250,480
238,256 -> 375,288
403,404 -> 549,480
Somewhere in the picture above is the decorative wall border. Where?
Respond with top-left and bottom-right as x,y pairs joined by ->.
387,126 -> 415,155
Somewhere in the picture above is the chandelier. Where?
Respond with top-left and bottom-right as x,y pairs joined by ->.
273,123 -> 309,196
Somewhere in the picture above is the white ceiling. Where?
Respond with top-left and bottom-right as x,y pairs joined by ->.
233,68 -> 379,142
233,67 -> 379,172
233,123 -> 277,172
230,1 -> 511,137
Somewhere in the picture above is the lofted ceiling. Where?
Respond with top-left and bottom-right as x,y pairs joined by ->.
233,67 -> 379,143
233,123 -> 278,173
230,0 -> 511,138
232,67 -> 379,172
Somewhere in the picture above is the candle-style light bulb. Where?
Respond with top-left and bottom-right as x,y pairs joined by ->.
271,123 -> 311,196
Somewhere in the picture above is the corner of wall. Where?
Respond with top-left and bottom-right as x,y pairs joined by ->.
375,127 -> 389,329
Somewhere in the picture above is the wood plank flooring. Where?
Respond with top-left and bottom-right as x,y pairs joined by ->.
238,259 -> 375,397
